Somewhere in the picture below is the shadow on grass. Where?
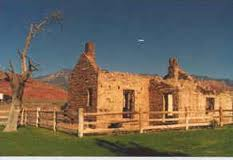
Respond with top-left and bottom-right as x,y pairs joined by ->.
95,139 -> 189,156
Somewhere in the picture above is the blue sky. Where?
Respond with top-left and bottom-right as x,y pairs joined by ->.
0,0 -> 233,79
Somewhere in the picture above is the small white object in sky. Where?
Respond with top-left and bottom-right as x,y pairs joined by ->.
137,39 -> 145,42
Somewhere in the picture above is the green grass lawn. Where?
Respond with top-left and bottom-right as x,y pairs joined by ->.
0,125 -> 233,156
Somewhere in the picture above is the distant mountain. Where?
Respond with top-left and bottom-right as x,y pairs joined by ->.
35,69 -> 72,90
192,75 -> 233,87
0,71 -> 67,101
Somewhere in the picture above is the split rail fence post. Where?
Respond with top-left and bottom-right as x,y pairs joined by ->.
232,108 -> 233,124
139,108 -> 143,133
219,107 -> 223,127
36,107 -> 40,127
211,109 -> 214,122
24,109 -> 27,126
185,107 -> 189,130
53,107 -> 57,132
78,107 -> 84,138
162,96 -> 165,123
20,108 -> 24,126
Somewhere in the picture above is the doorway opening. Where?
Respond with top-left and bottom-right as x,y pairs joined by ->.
163,93 -> 174,117
122,90 -> 135,118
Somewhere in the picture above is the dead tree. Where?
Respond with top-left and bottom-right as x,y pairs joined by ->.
3,11 -> 63,132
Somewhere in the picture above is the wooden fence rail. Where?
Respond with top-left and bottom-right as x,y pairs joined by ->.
0,110 -> 9,125
1,107 -> 233,137
78,107 -> 232,137
19,107 -> 78,134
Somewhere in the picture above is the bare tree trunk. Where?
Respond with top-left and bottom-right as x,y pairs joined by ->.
3,75 -> 25,132
3,101 -> 21,132
3,11 -> 62,132
4,24 -> 34,132
21,26 -> 33,74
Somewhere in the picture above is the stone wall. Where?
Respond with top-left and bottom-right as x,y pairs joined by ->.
67,43 -> 233,127
149,78 -> 233,124
96,71 -> 159,127
68,52 -> 99,122
177,84 -> 233,123
149,80 -> 179,112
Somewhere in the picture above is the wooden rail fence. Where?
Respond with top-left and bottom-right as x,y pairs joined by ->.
20,108 -> 78,134
0,107 -> 233,137
0,109 -> 9,125
79,106 -> 233,137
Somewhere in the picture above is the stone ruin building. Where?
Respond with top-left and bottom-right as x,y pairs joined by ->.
68,41 -> 233,127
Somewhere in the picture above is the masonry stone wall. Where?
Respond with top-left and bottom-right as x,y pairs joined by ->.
68,53 -> 99,122
68,42 -> 233,127
96,71 -> 158,127
149,78 -> 233,124
148,80 -> 179,124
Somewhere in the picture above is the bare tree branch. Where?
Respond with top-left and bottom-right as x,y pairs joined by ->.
3,11 -> 63,132
21,11 -> 63,74
8,60 -> 15,73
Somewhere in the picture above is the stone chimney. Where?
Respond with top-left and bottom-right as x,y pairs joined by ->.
84,41 -> 96,60
164,57 -> 193,81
